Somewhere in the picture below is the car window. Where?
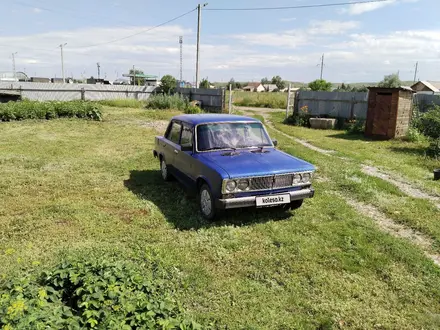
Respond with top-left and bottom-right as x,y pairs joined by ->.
166,122 -> 182,144
180,126 -> 193,149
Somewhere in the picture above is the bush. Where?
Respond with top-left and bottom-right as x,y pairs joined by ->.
98,99 -> 145,108
427,139 -> 440,158
403,127 -> 428,143
284,105 -> 311,127
145,94 -> 189,111
145,95 -> 202,114
0,257 -> 200,329
414,106 -> 440,139
346,119 -> 365,135
0,100 -> 102,122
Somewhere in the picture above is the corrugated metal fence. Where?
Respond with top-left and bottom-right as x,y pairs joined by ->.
413,92 -> 440,112
296,91 -> 368,119
0,82 -> 225,111
295,91 -> 440,119
0,82 -> 154,101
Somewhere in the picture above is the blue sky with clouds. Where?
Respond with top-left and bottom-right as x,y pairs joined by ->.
2,0 -> 439,83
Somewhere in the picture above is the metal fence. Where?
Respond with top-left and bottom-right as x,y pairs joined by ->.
176,87 -> 225,112
413,92 -> 440,112
296,91 -> 368,119
0,82 -> 154,101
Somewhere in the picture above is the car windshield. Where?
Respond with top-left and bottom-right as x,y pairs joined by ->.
197,122 -> 272,151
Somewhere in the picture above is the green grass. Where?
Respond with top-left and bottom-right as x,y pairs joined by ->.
231,91 -> 287,109
1,107 -> 440,329
98,99 -> 146,108
269,111 -> 440,249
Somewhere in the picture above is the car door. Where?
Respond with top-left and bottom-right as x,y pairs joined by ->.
163,120 -> 182,175
173,123 -> 196,187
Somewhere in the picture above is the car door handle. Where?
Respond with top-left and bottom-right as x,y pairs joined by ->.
174,150 -> 179,154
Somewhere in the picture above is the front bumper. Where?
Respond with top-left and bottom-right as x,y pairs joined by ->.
216,188 -> 315,210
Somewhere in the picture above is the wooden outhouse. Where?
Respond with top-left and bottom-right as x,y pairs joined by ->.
365,87 -> 414,139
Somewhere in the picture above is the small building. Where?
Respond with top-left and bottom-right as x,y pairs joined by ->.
243,82 -> 265,92
0,71 -> 29,82
365,87 -> 414,139
411,80 -> 440,93
122,73 -> 158,86
263,84 -> 279,92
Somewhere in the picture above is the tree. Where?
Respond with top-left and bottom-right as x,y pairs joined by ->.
200,78 -> 210,89
261,77 -> 270,84
235,82 -> 242,89
160,75 -> 177,94
228,78 -> 237,90
129,68 -> 145,85
378,73 -> 402,88
271,75 -> 286,90
308,79 -> 333,91
351,85 -> 368,92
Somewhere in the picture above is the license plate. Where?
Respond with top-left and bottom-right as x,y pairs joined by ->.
256,194 -> 290,207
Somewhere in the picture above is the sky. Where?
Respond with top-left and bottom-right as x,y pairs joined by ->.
1,0 -> 439,83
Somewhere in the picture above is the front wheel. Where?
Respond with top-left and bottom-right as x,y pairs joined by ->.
290,199 -> 303,210
199,184 -> 217,221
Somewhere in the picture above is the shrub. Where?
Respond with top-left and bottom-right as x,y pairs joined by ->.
145,94 -> 189,111
414,106 -> 440,139
0,101 -> 102,122
403,127 -> 428,143
284,105 -> 311,127
346,119 -> 365,134
427,139 -> 440,158
0,257 -> 200,329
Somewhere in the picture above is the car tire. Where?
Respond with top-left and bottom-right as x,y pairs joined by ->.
199,184 -> 216,221
160,159 -> 171,181
290,199 -> 304,210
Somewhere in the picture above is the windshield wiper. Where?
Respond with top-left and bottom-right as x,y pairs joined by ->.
207,146 -> 237,151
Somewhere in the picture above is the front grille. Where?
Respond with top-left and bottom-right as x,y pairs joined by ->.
249,174 -> 294,191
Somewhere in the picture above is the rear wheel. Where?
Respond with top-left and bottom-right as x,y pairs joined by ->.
290,199 -> 304,210
160,159 -> 171,181
199,184 -> 216,221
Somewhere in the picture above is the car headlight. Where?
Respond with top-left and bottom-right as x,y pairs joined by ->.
292,174 -> 302,185
237,179 -> 249,191
302,173 -> 311,183
225,180 -> 237,192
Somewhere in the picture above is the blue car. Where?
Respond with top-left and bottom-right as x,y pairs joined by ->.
153,114 -> 316,220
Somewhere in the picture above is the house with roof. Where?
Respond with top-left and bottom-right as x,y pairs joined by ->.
243,82 -> 265,92
411,81 -> 440,93
263,84 -> 279,92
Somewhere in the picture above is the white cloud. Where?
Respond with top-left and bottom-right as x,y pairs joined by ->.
33,8 -> 42,14
280,17 -> 296,22
341,0 -> 420,15
0,22 -> 439,82
231,20 -> 359,48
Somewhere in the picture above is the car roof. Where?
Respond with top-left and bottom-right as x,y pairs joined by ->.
171,114 -> 261,125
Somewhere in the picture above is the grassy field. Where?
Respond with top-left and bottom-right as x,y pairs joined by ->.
231,91 -> 287,109
1,106 -> 440,329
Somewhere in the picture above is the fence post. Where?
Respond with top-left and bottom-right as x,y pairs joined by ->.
80,88 -> 85,101
286,84 -> 292,119
228,84 -> 233,114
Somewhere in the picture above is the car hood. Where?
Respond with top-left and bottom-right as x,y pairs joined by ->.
198,149 -> 315,178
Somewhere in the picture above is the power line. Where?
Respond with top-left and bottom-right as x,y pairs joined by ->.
205,0 -> 391,11
71,8 -> 197,49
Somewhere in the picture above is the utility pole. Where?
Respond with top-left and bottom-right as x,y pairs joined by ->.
59,43 -> 67,82
179,36 -> 183,86
413,61 -> 418,83
132,65 -> 135,86
196,3 -> 208,89
97,62 -> 101,80
320,54 -> 325,80
11,52 -> 17,81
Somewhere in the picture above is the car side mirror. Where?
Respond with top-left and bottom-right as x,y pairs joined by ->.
272,139 -> 278,147
181,145 -> 193,152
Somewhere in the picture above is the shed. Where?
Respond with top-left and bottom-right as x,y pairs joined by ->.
365,87 -> 414,139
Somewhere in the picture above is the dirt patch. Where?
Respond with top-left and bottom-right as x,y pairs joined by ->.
362,165 -> 440,209
344,197 -> 440,266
